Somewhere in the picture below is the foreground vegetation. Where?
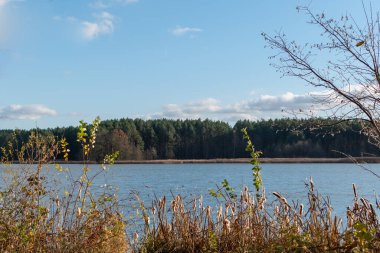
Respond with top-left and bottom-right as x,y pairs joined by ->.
0,119 -> 128,252
0,118 -> 379,252
133,182 -> 380,252
0,118 -> 378,161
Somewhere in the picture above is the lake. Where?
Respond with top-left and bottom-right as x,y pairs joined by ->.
2,163 -> 380,218
49,162 -> 380,218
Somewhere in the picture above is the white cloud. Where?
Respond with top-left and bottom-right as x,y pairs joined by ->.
0,104 -> 57,120
241,92 -> 314,112
82,11 -> 114,40
171,26 -> 203,36
149,91 -> 317,122
54,11 -> 116,41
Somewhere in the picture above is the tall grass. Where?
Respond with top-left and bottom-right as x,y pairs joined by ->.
133,181 -> 379,252
0,119 -> 128,252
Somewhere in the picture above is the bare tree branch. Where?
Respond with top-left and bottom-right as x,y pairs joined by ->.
263,4 -> 380,148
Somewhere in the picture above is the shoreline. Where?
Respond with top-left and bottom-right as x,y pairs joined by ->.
58,157 -> 380,164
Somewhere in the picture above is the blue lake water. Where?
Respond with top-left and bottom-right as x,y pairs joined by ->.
53,163 -> 380,218
2,163 -> 380,218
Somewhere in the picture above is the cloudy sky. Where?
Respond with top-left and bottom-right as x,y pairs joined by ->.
0,0 -> 377,129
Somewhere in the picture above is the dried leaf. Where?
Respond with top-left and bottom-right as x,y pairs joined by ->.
356,41 -> 365,47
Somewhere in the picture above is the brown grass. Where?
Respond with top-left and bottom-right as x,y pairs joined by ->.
0,128 -> 128,253
131,180 -> 380,252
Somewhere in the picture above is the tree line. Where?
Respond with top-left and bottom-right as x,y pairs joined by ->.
0,118 -> 378,161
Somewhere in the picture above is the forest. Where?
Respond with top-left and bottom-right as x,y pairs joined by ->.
0,118 -> 378,161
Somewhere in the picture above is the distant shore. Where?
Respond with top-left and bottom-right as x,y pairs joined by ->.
59,157 -> 380,164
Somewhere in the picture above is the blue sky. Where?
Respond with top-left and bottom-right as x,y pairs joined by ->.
0,0 -> 378,129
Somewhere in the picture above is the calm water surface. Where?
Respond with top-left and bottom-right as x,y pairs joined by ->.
3,163 -> 380,217
61,163 -> 380,217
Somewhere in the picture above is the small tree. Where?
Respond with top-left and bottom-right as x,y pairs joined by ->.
263,4 -> 380,148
